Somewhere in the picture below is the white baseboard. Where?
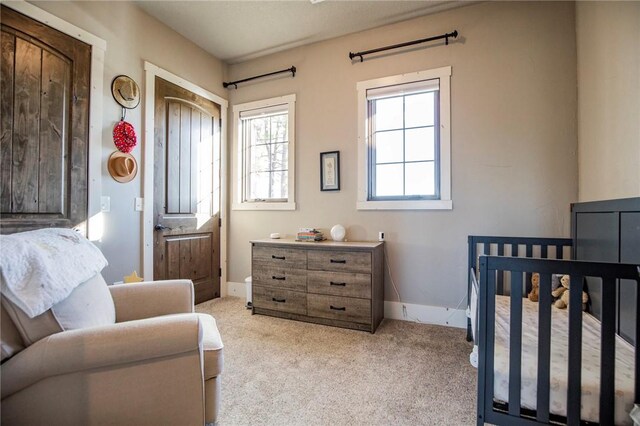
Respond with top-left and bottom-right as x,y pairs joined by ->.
223,281 -> 246,298
384,301 -> 467,329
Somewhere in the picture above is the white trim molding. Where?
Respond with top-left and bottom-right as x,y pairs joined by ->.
4,1 -> 106,241
142,62 -> 229,294
356,66 -> 452,211
384,300 -> 466,328
232,94 -> 297,211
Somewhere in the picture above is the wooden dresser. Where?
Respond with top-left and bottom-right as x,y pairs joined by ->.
250,239 -> 385,333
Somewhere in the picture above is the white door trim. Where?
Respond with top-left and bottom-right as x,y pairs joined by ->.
4,0 -> 106,241
142,61 -> 229,295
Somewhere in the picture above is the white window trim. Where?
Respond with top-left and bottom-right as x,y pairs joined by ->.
232,94 -> 296,211
356,66 -> 452,210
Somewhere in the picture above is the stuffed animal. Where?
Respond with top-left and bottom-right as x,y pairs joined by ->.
528,273 -> 540,302
552,275 -> 588,310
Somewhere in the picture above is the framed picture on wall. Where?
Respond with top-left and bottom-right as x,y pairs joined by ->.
320,151 -> 340,191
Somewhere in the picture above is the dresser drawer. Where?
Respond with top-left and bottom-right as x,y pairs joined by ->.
307,271 -> 371,299
308,250 -> 371,273
253,286 -> 307,315
253,246 -> 307,269
252,263 -> 307,291
307,294 -> 371,324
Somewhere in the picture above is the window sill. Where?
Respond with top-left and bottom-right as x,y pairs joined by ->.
233,202 -> 297,211
356,199 -> 452,211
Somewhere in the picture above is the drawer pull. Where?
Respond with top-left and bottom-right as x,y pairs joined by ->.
272,297 -> 286,303
330,305 -> 346,311
330,259 -> 346,264
330,281 -> 346,287
272,275 -> 286,281
272,255 -> 286,260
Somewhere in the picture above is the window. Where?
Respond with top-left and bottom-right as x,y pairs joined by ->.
233,95 -> 296,210
357,67 -> 452,210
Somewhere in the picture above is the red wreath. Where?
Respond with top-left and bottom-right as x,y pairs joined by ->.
113,120 -> 137,153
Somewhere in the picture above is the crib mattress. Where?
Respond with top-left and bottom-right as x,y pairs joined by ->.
492,295 -> 635,425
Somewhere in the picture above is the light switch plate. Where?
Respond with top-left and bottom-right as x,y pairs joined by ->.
134,197 -> 144,211
100,196 -> 110,212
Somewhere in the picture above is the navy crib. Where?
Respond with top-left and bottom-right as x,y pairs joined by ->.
476,255 -> 640,425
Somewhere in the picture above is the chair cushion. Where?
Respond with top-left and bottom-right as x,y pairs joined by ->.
197,313 -> 223,379
1,303 -> 24,362
2,274 -> 115,346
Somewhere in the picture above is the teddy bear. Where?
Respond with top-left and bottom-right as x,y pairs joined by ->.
552,274 -> 588,310
528,273 -> 540,302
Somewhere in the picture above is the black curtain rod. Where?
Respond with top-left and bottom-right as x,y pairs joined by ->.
349,30 -> 458,63
223,66 -> 296,89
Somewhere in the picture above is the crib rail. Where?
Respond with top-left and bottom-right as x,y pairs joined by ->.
477,255 -> 640,426
467,236 -> 573,341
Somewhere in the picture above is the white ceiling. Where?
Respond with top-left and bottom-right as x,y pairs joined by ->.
135,1 -> 472,64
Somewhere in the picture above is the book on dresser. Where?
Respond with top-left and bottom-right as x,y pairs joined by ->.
250,239 -> 385,333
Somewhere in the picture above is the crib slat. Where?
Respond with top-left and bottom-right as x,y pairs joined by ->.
526,244 -> 533,258
508,272 -> 523,417
600,276 -> 616,426
483,262 -> 497,415
541,245 -> 548,259
497,245 -> 505,294
555,245 -> 563,259
536,273 -> 552,423
636,275 -> 640,404
567,275 -> 584,426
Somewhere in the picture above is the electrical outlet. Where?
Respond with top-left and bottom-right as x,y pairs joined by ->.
134,197 -> 144,211
378,231 -> 385,241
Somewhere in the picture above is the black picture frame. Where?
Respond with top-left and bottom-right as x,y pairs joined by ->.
320,151 -> 340,191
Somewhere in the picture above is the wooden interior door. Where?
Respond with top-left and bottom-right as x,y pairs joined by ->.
0,5 -> 90,235
153,77 -> 221,303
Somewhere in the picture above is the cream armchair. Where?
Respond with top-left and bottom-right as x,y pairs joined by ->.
1,279 -> 223,425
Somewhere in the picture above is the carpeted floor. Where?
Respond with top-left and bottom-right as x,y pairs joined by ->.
196,297 -> 477,425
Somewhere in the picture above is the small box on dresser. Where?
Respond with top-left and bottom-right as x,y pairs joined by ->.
250,239 -> 385,333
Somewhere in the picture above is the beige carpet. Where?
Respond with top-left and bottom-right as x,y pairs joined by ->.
196,297 -> 477,425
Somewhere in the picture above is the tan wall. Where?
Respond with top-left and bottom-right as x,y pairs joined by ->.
576,1 -> 640,202
27,1 -> 228,284
227,2 -> 578,308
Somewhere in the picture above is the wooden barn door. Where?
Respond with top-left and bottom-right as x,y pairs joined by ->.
153,77 -> 221,303
0,6 -> 90,235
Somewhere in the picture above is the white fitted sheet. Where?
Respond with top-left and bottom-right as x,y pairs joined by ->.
491,295 -> 635,425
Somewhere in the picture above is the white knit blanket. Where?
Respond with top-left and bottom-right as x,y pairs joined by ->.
0,228 -> 108,318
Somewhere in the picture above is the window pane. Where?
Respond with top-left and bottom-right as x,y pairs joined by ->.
375,164 -> 403,197
374,130 -> 403,164
249,118 -> 269,145
249,144 -> 271,172
405,127 -> 435,162
373,97 -> 403,131
405,161 -> 435,196
271,142 -> 288,171
249,172 -> 269,200
270,114 -> 288,142
271,171 -> 288,199
405,92 -> 434,128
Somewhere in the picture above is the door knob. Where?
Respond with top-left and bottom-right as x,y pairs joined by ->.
154,224 -> 171,231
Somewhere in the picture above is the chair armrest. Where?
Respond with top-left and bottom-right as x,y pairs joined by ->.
1,313 -> 204,399
109,279 -> 194,322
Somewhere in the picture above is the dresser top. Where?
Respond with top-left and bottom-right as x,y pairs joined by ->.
251,238 -> 383,249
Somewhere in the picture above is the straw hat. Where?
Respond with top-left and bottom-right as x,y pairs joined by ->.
111,75 -> 140,109
107,151 -> 138,183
